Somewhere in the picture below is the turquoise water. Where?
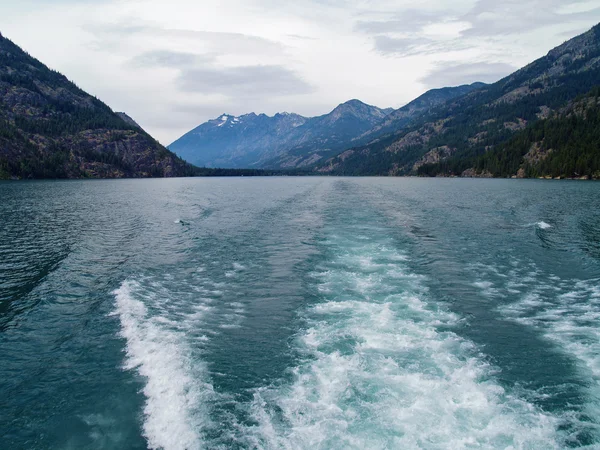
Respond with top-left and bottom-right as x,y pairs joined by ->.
1,177 -> 600,449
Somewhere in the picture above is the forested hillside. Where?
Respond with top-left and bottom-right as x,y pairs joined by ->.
0,32 -> 196,179
419,88 -> 600,179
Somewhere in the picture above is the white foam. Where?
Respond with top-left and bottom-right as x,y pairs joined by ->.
523,221 -> 553,230
490,262 -> 600,441
113,280 -> 214,450
246,232 -> 559,449
504,278 -> 600,380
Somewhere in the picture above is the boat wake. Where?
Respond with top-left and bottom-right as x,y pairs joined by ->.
242,225 -> 560,449
113,280 -> 215,450
112,213 -> 577,449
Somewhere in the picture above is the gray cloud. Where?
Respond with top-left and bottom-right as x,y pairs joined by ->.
354,9 -> 474,56
355,10 -> 454,35
86,22 -> 286,56
353,8 -> 472,56
129,50 -> 215,68
460,0 -> 600,38
286,34 -> 318,41
372,35 -> 432,56
355,1 -> 600,58
371,35 -> 472,57
178,65 -> 314,96
127,49 -> 313,98
420,62 -> 517,88
371,34 -> 475,57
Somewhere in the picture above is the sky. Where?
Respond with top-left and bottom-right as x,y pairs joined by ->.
1,0 -> 599,145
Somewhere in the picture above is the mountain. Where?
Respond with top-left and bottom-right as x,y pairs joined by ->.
315,23 -> 600,177
0,32 -> 196,179
168,99 -> 392,169
264,99 -> 396,168
169,111 -> 308,168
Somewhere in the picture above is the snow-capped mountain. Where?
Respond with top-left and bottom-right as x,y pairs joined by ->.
168,100 -> 392,168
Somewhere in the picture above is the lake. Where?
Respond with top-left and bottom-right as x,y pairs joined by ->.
1,177 -> 599,449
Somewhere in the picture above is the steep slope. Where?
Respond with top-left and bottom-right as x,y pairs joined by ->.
317,23 -> 600,176
0,32 -> 196,179
169,100 -> 391,169
354,82 -> 487,143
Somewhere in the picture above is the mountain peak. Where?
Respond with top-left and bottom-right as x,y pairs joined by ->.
325,99 -> 389,123
210,113 -> 245,127
332,99 -> 376,112
341,99 -> 367,106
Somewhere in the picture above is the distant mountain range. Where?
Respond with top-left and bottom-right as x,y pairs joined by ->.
170,23 -> 600,179
169,84 -> 485,169
0,32 -> 198,179
169,100 -> 394,168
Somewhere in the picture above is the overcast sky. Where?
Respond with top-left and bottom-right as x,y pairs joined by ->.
1,0 -> 599,144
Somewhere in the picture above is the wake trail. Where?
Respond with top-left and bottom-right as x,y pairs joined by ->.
242,199 -> 560,449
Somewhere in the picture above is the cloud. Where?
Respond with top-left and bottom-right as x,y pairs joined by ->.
460,0 -> 600,38
354,9 -> 474,56
372,35 -> 433,56
129,50 -> 215,68
286,34 -> 317,41
86,22 -> 286,56
128,49 -> 313,98
177,65 -> 314,96
355,10 -> 454,35
354,1 -> 600,60
371,35 -> 473,57
420,61 -> 517,88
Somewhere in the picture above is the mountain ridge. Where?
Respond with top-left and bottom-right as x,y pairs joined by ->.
352,82 -> 488,145
170,83 -> 487,170
169,99 -> 392,169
